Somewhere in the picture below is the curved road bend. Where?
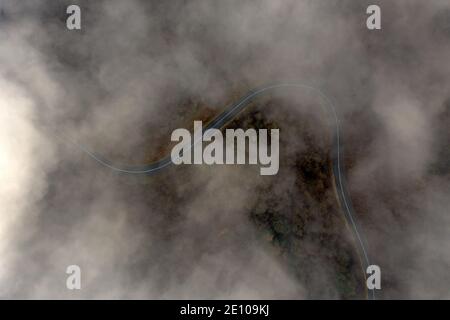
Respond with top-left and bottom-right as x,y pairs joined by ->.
71,83 -> 375,300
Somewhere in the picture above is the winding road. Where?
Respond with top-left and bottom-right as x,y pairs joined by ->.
72,83 -> 375,300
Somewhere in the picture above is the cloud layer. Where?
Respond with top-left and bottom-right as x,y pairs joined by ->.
0,0 -> 449,299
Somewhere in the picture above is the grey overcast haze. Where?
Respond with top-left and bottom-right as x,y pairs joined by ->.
0,0 -> 449,299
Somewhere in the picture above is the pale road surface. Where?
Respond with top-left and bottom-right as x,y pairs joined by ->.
70,83 -> 376,300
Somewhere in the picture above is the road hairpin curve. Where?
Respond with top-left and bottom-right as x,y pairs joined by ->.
68,83 -> 375,300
